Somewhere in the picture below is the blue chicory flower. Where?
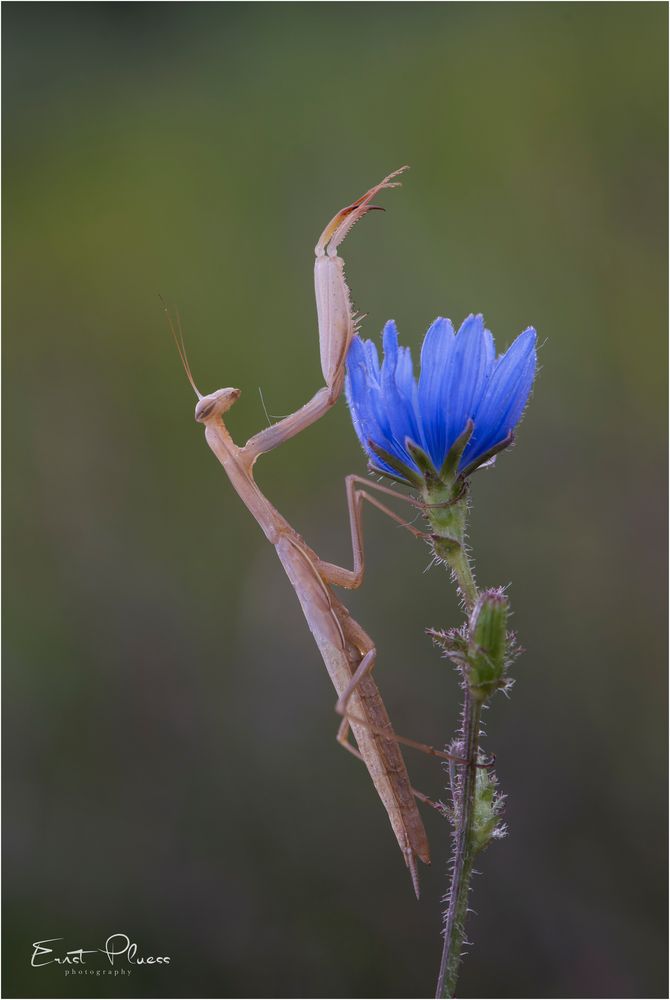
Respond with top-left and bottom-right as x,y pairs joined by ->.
345,315 -> 537,483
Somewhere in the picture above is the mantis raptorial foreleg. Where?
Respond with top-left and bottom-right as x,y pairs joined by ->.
243,167 -> 408,465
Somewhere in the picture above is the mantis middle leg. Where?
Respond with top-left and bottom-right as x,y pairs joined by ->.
317,477 -> 483,767
317,474 -> 432,589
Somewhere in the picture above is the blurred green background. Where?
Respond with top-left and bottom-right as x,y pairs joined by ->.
3,3 -> 667,998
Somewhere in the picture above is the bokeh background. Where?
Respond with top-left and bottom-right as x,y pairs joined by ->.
4,4 -> 667,998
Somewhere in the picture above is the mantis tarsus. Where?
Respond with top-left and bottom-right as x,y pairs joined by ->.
171,169 -> 464,896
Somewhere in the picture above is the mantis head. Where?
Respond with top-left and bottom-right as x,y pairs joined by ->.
195,387 -> 241,423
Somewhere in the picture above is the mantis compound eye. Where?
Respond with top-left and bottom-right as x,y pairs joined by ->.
194,387 -> 241,422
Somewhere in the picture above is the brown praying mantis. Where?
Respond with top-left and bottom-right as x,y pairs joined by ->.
169,169 -> 470,896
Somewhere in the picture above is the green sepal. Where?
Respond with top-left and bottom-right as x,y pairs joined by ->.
427,625 -> 469,660
459,430 -> 515,480
366,462 -> 419,490
367,441 -> 423,489
471,766 -> 506,854
439,419 -> 475,481
404,437 -> 439,485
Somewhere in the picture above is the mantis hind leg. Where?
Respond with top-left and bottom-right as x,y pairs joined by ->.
335,644 -> 478,768
336,715 -> 443,813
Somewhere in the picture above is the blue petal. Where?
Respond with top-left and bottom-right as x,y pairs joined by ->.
402,347 -> 427,446
395,344 -> 414,400
347,329 -> 410,468
375,322 -> 416,467
347,332 -> 369,373
385,334 -> 423,460
381,319 -> 400,381
345,338 -> 391,458
379,323 -> 407,447
482,324 -> 496,369
363,338 -> 381,384
345,340 -> 378,459
462,327 -> 537,467
443,314 -> 493,464
418,317 -> 454,465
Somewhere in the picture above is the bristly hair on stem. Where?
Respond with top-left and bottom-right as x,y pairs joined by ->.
436,690 -> 481,998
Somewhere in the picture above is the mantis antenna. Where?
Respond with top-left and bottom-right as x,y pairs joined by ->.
161,295 -> 202,399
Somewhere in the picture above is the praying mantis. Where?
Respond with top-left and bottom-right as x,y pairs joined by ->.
170,169 -> 464,896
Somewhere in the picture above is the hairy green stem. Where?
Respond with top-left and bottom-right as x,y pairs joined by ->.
436,692 -> 482,998
447,545 -> 478,611
423,486 -> 481,997
423,484 -> 478,611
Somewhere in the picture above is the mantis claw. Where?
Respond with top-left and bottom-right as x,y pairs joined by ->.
315,166 -> 408,257
314,167 -> 408,392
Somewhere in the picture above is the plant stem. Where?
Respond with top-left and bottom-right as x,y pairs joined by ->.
436,691 -> 482,998
449,546 -> 478,611
423,487 -> 483,996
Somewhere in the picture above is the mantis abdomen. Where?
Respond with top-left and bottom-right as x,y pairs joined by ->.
275,535 -> 430,888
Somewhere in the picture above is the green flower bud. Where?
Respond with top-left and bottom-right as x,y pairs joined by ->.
467,588 -> 509,699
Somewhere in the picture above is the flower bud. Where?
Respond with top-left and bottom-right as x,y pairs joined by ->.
467,588 -> 509,698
